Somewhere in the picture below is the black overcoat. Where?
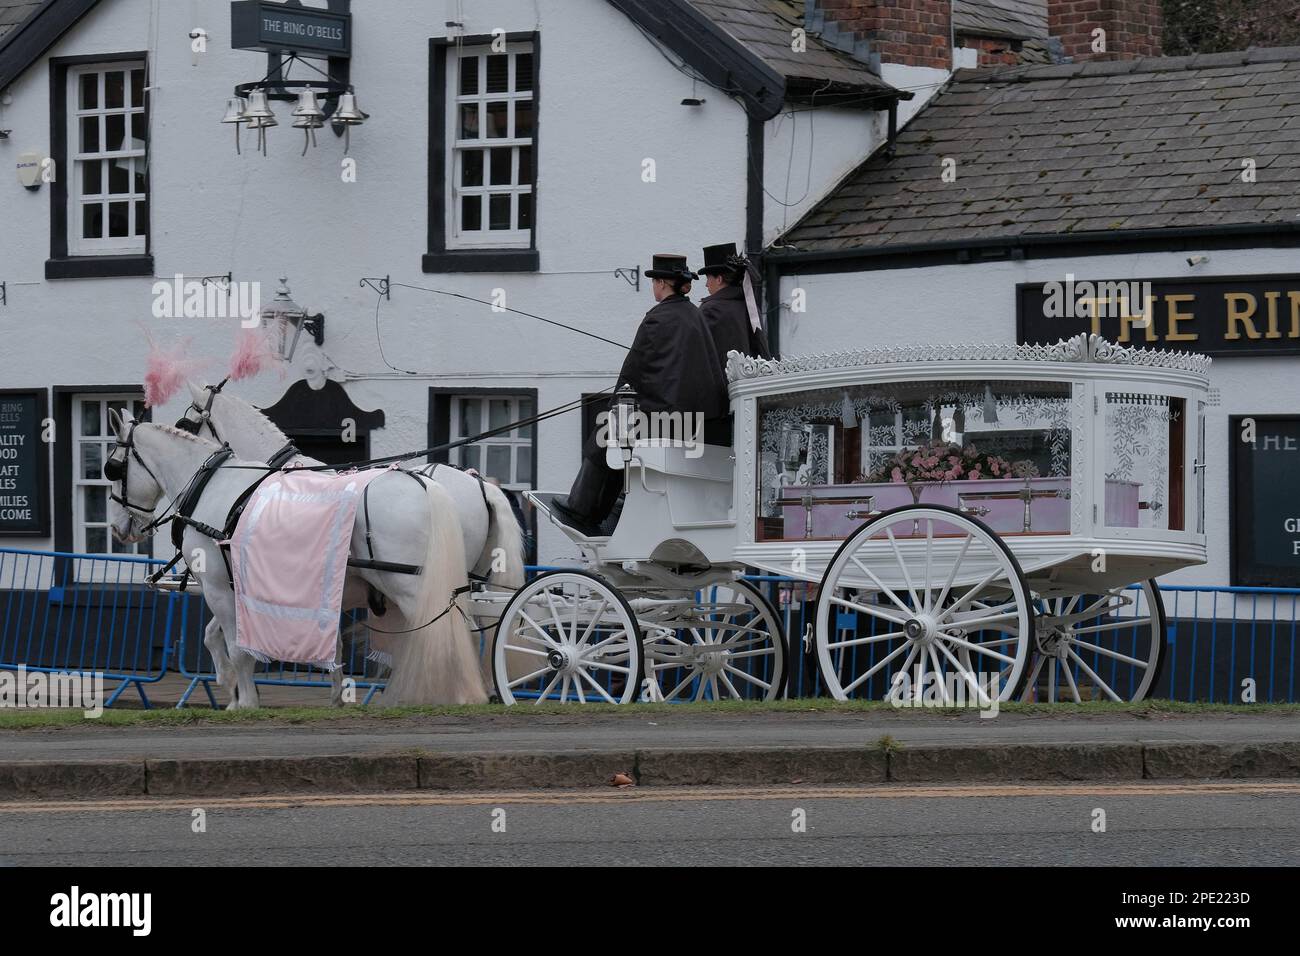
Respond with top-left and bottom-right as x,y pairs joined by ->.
615,293 -> 728,420
699,283 -> 772,370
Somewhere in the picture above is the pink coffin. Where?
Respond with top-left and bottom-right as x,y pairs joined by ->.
778,477 -> 1141,538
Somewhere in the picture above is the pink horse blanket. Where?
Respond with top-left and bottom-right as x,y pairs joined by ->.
230,468 -> 389,668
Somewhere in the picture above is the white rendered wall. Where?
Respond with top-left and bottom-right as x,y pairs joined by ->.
762,104 -> 886,245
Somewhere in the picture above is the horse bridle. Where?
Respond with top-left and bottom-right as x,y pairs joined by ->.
176,379 -> 228,444
104,420 -> 166,527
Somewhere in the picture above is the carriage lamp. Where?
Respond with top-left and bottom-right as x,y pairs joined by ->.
261,276 -> 324,362
611,385 -> 640,480
777,423 -> 817,539
612,386 -> 639,449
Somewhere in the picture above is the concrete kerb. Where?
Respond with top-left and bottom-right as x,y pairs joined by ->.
2,741 -> 1299,799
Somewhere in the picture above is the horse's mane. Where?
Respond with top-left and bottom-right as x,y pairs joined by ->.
200,383 -> 291,445
147,421 -> 221,447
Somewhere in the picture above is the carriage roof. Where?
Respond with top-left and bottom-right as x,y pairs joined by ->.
725,333 -> 1212,394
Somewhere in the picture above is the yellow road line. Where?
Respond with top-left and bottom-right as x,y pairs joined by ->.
1,781 -> 1298,813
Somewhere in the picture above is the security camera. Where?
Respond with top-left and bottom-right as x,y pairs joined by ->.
1187,255 -> 1209,267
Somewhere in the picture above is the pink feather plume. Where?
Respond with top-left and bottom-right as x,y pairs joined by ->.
142,329 -> 204,408
228,328 -> 278,382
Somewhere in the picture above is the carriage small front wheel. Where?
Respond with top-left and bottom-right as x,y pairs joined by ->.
641,579 -> 787,702
492,570 -> 645,705
813,505 -> 1035,704
1022,579 -> 1167,703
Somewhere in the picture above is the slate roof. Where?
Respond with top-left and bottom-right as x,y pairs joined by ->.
686,0 -> 899,101
0,0 -> 41,42
953,0 -> 1047,40
778,48 -> 1300,254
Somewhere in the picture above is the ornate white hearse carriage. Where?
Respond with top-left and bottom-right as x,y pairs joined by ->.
478,334 -> 1211,707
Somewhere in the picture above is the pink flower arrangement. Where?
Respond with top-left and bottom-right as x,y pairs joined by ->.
867,439 -> 1032,486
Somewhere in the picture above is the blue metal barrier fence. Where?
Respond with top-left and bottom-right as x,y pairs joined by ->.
1,547 -> 1296,706
0,547 -> 176,707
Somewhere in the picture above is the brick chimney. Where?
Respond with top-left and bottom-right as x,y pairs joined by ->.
1049,0 -> 1162,61
807,1 -> 953,71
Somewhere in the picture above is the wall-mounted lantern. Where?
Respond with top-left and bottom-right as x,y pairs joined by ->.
261,275 -> 324,362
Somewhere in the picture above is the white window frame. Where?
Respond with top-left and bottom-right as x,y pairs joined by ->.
66,62 -> 148,257
72,394 -> 147,558
449,395 -> 534,491
445,41 -> 535,249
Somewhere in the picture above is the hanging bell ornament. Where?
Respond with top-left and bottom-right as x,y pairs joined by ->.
291,89 -> 326,155
221,96 -> 249,154
332,92 -> 369,153
242,90 -> 276,156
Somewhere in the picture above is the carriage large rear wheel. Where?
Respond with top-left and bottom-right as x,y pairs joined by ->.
814,505 -> 1034,704
492,570 -> 644,705
1021,579 -> 1166,702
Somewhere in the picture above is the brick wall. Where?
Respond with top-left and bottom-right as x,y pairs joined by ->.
1049,0 -> 1162,61
817,0 -> 953,70
958,35 -> 1020,67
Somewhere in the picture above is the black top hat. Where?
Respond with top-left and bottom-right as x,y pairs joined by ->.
699,242 -> 744,276
644,254 -> 698,281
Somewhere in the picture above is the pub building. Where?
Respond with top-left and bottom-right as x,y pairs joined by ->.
0,0 -> 1295,698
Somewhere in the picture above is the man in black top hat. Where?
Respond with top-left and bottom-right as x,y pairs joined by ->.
552,254 -> 728,536
698,242 -> 771,372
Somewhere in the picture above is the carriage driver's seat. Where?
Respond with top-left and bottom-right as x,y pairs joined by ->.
601,438 -> 735,537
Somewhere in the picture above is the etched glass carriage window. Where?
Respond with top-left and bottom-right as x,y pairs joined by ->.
755,380 -> 1074,541
1102,392 -> 1186,531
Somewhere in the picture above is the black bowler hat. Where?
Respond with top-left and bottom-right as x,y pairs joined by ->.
699,242 -> 743,275
644,253 -> 698,281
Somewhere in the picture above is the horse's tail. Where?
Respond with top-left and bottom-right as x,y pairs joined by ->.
381,481 -> 488,706
480,483 -> 526,589
471,483 -> 528,692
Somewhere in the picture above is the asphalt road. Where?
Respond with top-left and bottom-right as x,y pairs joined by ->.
1,781 -> 1297,866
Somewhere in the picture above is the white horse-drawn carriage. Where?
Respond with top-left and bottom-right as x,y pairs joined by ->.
480,334 -> 1212,707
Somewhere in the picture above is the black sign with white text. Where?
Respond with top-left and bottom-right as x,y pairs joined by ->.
1230,415 -> 1300,587
0,389 -> 49,536
231,1 -> 351,57
1017,273 -> 1300,357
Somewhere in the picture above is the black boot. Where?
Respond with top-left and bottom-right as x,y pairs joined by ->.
597,492 -> 626,536
552,460 -> 618,536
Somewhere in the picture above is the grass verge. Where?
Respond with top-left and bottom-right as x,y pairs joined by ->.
0,697 -> 1296,730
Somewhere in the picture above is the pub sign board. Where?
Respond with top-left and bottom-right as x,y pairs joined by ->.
0,389 -> 50,537
1017,273 -> 1300,357
1230,416 -> 1300,588
231,1 -> 351,58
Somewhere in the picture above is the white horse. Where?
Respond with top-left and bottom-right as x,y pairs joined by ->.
105,409 -> 488,708
179,381 -> 526,690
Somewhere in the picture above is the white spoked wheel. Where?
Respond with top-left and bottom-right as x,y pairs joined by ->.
641,580 -> 787,702
492,570 -> 644,705
814,504 -> 1034,703
1021,579 -> 1166,703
